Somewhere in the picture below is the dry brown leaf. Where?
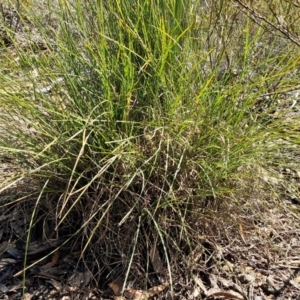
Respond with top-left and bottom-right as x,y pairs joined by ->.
22,293 -> 33,300
292,276 -> 300,284
124,288 -> 148,300
209,274 -> 218,289
193,275 -> 208,295
206,290 -> 244,300
109,280 -> 123,296
217,276 -> 246,295
239,223 -> 246,243
124,282 -> 169,300
41,250 -> 59,269
290,276 -> 300,290
146,282 -> 170,297
109,279 -> 169,300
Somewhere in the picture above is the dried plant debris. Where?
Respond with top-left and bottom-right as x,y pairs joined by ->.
109,280 -> 170,300
1,195 -> 300,299
0,4 -> 47,50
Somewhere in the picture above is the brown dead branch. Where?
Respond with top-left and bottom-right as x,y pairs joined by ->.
234,0 -> 300,47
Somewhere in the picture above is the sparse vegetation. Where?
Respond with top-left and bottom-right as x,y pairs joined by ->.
0,0 -> 299,299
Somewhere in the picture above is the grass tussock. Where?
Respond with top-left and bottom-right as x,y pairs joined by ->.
0,0 -> 299,288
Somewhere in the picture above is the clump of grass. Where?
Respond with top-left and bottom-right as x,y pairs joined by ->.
0,0 -> 299,289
